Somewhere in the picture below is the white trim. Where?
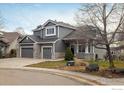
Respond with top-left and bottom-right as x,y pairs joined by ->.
76,40 -> 79,53
19,35 -> 36,43
57,26 -> 60,38
20,46 -> 33,58
92,41 -> 95,54
42,20 -> 56,27
37,42 -> 55,44
19,36 -> 27,43
45,26 -> 56,36
85,42 -> 89,54
53,39 -> 60,44
41,46 -> 53,59
20,43 -> 34,45
53,43 -> 55,59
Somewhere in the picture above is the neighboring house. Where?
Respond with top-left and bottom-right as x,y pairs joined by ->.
111,32 -> 124,56
0,31 -> 21,56
18,19 -> 106,59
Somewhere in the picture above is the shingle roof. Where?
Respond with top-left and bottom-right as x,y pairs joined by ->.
49,20 -> 75,29
33,19 -> 76,31
0,31 -> 21,44
63,26 -> 97,40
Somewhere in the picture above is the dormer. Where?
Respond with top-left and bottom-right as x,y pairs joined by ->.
45,26 -> 56,36
33,19 -> 76,39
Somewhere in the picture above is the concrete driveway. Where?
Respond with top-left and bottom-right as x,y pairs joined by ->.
0,58 -> 43,68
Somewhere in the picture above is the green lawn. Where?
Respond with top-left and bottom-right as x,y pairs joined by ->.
89,60 -> 124,69
26,60 -> 66,69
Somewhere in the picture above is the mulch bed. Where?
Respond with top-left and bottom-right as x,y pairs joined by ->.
58,65 -> 124,78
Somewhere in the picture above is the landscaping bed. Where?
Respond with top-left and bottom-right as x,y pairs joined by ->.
26,60 -> 66,69
26,59 -> 124,78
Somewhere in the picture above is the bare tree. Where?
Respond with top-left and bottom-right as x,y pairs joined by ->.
75,3 -> 124,68
0,11 -> 4,30
14,27 -> 26,35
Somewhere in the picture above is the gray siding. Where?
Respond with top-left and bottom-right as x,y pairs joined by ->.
34,44 -> 41,58
33,22 -> 74,40
42,26 -> 58,39
20,44 -> 33,46
33,30 -> 41,37
59,26 -> 75,39
55,40 -> 65,52
20,37 -> 34,43
54,40 -> 65,59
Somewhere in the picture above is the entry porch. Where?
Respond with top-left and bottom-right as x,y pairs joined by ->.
63,39 -> 95,60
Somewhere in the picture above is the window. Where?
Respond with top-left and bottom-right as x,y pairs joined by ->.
78,45 -> 85,52
45,27 -> 56,36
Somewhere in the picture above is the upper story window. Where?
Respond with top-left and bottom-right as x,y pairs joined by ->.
45,26 -> 56,36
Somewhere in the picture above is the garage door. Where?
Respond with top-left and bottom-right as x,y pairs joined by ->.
43,47 -> 52,59
21,48 -> 33,58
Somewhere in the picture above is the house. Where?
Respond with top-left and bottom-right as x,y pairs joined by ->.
0,31 -> 21,57
18,19 -> 106,59
111,32 -> 124,56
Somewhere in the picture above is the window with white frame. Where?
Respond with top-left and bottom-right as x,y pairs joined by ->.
45,26 -> 56,36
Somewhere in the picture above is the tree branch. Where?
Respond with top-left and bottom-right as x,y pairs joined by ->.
106,4 -> 116,19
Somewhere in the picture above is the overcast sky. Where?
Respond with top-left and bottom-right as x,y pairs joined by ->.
0,3 -> 81,34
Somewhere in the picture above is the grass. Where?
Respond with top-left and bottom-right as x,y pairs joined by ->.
26,59 -> 85,71
26,60 -> 66,69
26,59 -> 124,78
88,60 -> 124,69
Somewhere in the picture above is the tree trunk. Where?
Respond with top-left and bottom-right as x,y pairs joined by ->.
106,44 -> 115,68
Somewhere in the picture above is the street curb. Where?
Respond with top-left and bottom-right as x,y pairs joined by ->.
0,67 -> 104,85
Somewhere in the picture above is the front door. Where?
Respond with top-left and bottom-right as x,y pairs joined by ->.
70,45 -> 75,55
43,47 -> 52,59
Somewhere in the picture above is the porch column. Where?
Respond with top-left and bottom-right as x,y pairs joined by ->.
85,43 -> 89,53
93,45 -> 95,54
52,43 -> 55,59
92,41 -> 95,54
92,41 -> 95,60
76,40 -> 79,54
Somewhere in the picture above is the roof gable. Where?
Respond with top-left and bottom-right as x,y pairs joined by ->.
44,22 -> 56,27
42,20 -> 57,27
19,36 -> 35,43
63,26 -> 97,40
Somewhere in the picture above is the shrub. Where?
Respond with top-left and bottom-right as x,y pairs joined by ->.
64,47 -> 74,61
9,49 -> 16,57
85,63 -> 99,72
119,54 -> 124,61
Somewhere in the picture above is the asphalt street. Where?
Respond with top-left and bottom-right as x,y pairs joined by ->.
0,69 -> 83,85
